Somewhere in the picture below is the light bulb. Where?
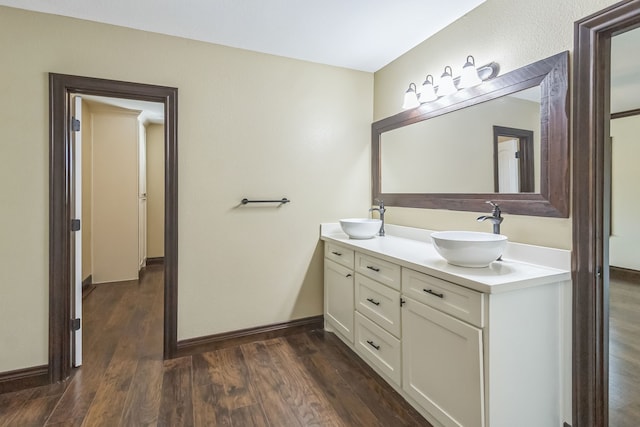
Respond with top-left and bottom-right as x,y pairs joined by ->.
459,55 -> 482,89
436,66 -> 457,97
402,83 -> 420,109
419,75 -> 437,102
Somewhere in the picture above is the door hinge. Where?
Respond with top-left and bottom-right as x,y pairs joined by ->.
71,117 -> 81,132
71,219 -> 81,231
71,318 -> 81,331
596,266 -> 602,279
515,151 -> 521,159
400,298 -> 406,307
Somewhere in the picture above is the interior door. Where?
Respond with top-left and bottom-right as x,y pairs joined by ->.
138,120 -> 147,272
497,138 -> 520,193
71,95 -> 83,367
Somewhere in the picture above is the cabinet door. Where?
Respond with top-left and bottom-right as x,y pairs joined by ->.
324,259 -> 354,343
402,297 -> 484,427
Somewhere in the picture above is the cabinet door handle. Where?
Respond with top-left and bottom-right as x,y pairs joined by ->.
332,251 -> 342,256
423,288 -> 444,299
346,273 -> 352,278
366,297 -> 380,306
366,266 -> 380,272
366,340 -> 380,350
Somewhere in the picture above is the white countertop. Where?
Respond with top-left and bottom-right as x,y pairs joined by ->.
320,223 -> 571,294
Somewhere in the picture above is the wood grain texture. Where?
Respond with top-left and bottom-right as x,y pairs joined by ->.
0,264 -> 431,426
609,277 -> 640,427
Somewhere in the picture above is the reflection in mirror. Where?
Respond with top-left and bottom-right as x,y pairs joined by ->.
381,87 -> 541,194
493,124 -> 536,193
372,51 -> 569,217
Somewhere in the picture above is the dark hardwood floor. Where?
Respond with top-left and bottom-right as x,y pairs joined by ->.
0,265 -> 430,426
609,275 -> 640,427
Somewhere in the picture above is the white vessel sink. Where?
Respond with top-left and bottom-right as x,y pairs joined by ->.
431,231 -> 508,268
339,218 -> 382,239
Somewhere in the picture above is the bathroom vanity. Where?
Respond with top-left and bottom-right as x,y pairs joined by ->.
321,223 -> 571,427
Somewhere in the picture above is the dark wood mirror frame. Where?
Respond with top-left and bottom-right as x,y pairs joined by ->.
372,51 -> 569,217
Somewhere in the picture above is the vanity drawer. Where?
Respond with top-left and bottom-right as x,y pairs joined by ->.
324,242 -> 354,269
355,252 -> 401,291
355,273 -> 401,337
355,312 -> 401,386
402,268 -> 484,328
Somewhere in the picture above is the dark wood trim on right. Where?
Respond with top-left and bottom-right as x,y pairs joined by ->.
0,365 -> 49,394
573,2 -> 640,426
611,107 -> 640,119
175,315 -> 324,358
610,266 -> 640,283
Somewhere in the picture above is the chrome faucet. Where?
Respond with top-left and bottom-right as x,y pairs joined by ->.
370,199 -> 386,237
477,201 -> 503,234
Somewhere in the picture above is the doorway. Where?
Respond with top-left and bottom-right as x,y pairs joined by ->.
72,94 -> 166,366
48,74 -> 179,383
573,1 -> 640,425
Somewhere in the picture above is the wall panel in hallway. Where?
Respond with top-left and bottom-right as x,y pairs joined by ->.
89,103 -> 141,283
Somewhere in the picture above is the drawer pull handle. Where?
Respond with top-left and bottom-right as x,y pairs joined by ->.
423,289 -> 444,299
366,340 -> 380,350
366,298 -> 380,306
332,251 -> 342,256
346,273 -> 352,278
366,266 -> 380,272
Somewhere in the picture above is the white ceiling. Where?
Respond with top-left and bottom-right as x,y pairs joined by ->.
81,95 -> 164,124
5,0 -> 638,116
0,0 -> 485,72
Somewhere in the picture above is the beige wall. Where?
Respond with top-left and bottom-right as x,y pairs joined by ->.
90,104 -> 141,283
0,6 -> 372,371
610,115 -> 640,270
81,99 -> 93,281
146,123 -> 165,259
374,0 -> 620,249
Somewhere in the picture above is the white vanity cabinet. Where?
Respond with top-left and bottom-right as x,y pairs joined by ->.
323,242 -> 355,344
321,224 -> 571,427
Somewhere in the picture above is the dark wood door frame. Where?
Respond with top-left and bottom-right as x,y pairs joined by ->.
492,125 -> 535,193
573,1 -> 640,425
49,73 -> 178,383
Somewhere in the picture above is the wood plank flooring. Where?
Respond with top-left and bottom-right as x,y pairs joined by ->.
609,276 -> 640,427
0,265 -> 430,427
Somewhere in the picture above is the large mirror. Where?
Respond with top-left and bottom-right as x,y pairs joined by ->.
372,51 -> 569,217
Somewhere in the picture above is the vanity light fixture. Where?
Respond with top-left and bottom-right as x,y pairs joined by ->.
402,82 -> 420,109
459,55 -> 483,88
436,66 -> 457,97
401,56 -> 500,109
419,75 -> 438,102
